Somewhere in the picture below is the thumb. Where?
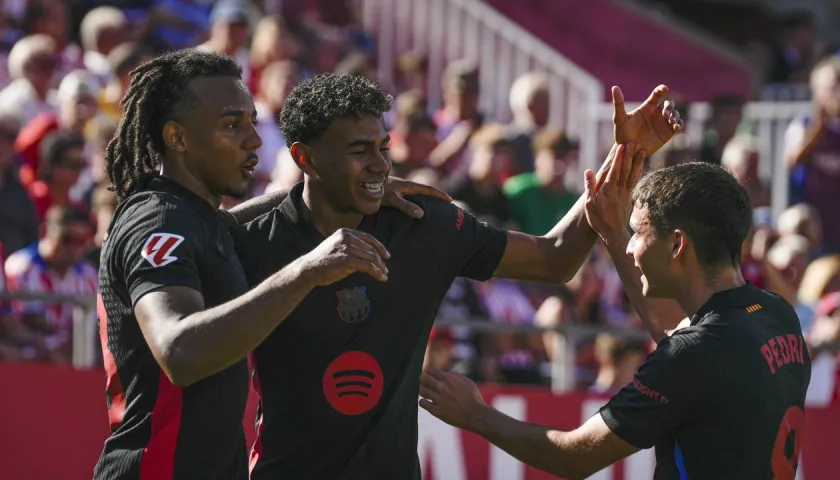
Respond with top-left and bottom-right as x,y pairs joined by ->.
612,86 -> 627,124
584,169 -> 597,198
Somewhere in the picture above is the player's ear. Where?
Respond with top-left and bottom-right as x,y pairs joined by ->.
162,121 -> 187,153
672,229 -> 688,260
290,142 -> 317,177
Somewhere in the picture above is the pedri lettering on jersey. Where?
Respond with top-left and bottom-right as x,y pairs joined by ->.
760,334 -> 806,374
455,207 -> 465,231
336,286 -> 370,323
140,233 -> 185,268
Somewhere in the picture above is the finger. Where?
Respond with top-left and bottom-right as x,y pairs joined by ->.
389,179 -> 453,203
420,372 -> 439,389
348,230 -> 391,260
347,243 -> 388,276
604,143 -> 627,185
643,84 -> 669,110
674,119 -> 685,132
419,384 -> 437,400
629,149 -> 646,188
418,398 -> 438,414
348,255 -> 388,282
426,368 -> 447,381
611,86 -> 627,125
662,100 -> 674,117
619,143 -> 634,185
583,169 -> 597,200
386,192 -> 425,219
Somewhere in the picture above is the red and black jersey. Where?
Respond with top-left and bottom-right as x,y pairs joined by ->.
94,177 -> 250,480
231,184 -> 508,480
600,283 -> 811,479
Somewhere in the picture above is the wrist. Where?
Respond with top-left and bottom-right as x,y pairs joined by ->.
601,229 -> 631,250
470,403 -> 501,437
285,256 -> 321,289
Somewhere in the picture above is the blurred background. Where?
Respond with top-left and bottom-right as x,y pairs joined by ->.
1,0 -> 840,478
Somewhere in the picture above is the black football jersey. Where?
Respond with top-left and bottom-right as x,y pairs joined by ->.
95,177 -> 250,480
600,283 -> 811,479
232,183 -> 508,480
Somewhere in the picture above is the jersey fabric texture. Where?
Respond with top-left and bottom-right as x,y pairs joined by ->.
600,283 -> 811,479
231,183 -> 508,480
94,176 -> 250,480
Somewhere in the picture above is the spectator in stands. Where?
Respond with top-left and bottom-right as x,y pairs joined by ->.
720,135 -> 770,207
0,242 -> 25,361
198,0 -> 253,85
590,333 -> 648,394
386,87 -> 426,134
0,34 -> 58,125
0,114 -> 38,255
23,0 -> 81,81
394,51 -> 429,100
764,234 -> 815,333
505,72 -> 550,172
429,59 -> 484,177
86,185 -> 117,269
15,69 -> 99,187
79,115 -> 119,206
768,10 -> 820,84
777,203 -> 824,258
249,15 -> 304,93
785,56 -> 840,253
445,124 -> 512,226
389,112 -> 438,179
254,60 -> 300,194
98,43 -> 153,121
4,205 -> 97,364
503,129 -> 579,236
28,131 -> 87,222
79,6 -> 129,85
698,93 -> 745,165
798,254 -> 840,307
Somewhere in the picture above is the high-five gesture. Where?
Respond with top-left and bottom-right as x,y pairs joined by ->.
613,85 -> 684,155
583,142 -> 646,247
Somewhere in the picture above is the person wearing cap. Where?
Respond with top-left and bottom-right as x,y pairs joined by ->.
197,0 -> 253,85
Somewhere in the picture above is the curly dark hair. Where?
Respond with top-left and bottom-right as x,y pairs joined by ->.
106,49 -> 242,201
632,162 -> 751,271
279,73 -> 393,147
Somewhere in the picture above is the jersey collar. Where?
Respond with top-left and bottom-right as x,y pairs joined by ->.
278,182 -> 376,243
147,176 -> 218,216
689,282 -> 756,326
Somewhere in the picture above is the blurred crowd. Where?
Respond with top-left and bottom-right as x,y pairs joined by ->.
1,0 -> 840,398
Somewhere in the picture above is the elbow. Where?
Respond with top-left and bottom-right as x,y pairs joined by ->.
159,341 -> 201,388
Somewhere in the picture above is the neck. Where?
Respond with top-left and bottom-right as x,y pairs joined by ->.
160,160 -> 222,209
673,265 -> 745,317
302,179 -> 363,236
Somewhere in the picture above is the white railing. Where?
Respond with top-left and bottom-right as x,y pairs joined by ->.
596,100 -> 812,220
360,0 -> 605,173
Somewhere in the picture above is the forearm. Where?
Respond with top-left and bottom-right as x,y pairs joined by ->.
541,194 -> 599,282
603,234 -> 684,342
167,258 -> 315,385
225,188 -> 289,224
472,405 -> 585,479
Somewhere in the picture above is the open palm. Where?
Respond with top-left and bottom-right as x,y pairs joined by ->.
613,85 -> 683,156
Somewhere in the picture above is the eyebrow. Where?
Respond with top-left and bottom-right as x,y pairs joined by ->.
218,109 -> 248,118
346,135 -> 390,149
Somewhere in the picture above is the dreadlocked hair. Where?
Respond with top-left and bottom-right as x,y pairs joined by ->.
280,73 -> 393,146
106,48 -> 242,201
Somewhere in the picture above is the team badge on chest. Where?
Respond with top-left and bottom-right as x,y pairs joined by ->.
336,286 -> 370,323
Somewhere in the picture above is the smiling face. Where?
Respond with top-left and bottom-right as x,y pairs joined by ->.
167,76 -> 262,199
295,115 -> 391,216
626,203 -> 680,298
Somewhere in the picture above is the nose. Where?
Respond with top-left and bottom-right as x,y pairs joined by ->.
368,149 -> 391,175
625,239 -> 634,258
245,120 -> 263,150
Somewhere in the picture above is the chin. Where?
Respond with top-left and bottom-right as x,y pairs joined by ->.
223,184 -> 250,200
356,199 -> 383,216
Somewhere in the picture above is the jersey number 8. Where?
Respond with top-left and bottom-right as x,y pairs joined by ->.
771,406 -> 804,480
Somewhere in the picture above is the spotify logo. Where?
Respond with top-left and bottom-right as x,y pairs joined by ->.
322,351 -> 384,415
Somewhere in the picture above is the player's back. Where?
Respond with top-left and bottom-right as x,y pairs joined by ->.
659,284 -> 810,479
94,177 -> 250,480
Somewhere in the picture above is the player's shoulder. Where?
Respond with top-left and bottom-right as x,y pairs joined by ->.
110,190 -> 204,240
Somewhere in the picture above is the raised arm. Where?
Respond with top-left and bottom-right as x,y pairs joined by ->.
225,177 -> 453,224
492,86 -> 684,284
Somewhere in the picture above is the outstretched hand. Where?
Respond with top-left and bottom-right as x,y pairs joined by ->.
583,142 -> 646,247
419,369 -> 488,432
383,177 -> 453,218
613,85 -> 684,155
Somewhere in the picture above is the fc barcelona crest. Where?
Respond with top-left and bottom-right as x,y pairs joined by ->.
336,286 -> 371,323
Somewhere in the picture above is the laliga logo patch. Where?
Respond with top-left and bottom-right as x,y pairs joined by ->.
336,286 -> 370,323
322,351 -> 383,415
141,233 -> 184,267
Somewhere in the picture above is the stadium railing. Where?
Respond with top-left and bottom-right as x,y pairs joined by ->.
360,0 -> 605,175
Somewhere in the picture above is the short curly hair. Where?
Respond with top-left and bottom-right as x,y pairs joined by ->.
280,73 -> 393,147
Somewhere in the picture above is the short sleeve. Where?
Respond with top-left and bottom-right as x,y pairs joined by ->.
783,117 -> 807,160
598,331 -> 709,449
412,196 -> 508,281
116,199 -> 205,306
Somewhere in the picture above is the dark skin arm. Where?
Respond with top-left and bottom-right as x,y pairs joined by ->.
492,86 -> 684,284
419,370 -> 639,480
134,228 -> 391,387
225,177 -> 453,224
